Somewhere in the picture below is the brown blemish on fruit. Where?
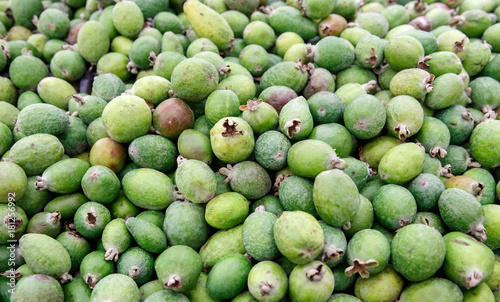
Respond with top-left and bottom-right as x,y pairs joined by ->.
86,207 -> 97,225
452,239 -> 470,246
364,48 -> 378,68
284,119 -> 301,138
221,119 -> 244,137
455,37 -> 466,52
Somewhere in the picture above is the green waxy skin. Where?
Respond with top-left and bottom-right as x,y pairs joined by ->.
164,201 -> 210,251
313,169 -> 360,227
461,168 -> 496,204
204,90 -> 241,126
77,20 -> 110,63
155,245 -> 202,293
127,217 -> 167,254
345,229 -> 390,278
354,265 -> 404,302
273,211 -> 324,265
407,173 -> 445,211
247,261 -> 288,302
175,159 -> 216,203
35,158 -> 90,194
0,101 -> 19,131
154,11 -> 185,34
56,231 -> 91,274
140,280 -> 164,301
424,51 -> 463,78
372,184 -> 417,230
207,254 -> 252,300
219,161 -> 271,200
444,176 -> 485,202
278,96 -> 314,140
463,41 -> 492,77
136,211 -> 164,229
240,100 -> 279,136
11,275 -> 64,302
80,250 -> 114,289
37,77 -> 77,110
250,195 -> 284,217
443,232 -> 495,289
437,29 -> 470,61
439,188 -> 486,242
63,277 -> 92,302
184,0 -> 234,50
343,193 -> 374,235
328,293 -> 362,302
128,135 -> 178,173
217,74 -> 257,105
483,204 -> 500,250
0,161 -> 27,204
144,290 -> 189,302
415,117 -> 450,157
7,134 -> 64,176
184,272 -> 218,302
117,247 -> 155,286
132,76 -> 171,107
90,274 -> 141,302
210,117 -> 255,164
97,52 -> 130,82
355,34 -> 385,69
205,192 -> 249,229
9,54 -> 49,91
289,261 -> 334,302
318,221 -> 347,268
344,94 -> 386,140
113,1 -> 144,38
269,6 -> 317,40
390,69 -> 434,102
86,118 -> 111,147
312,36 -> 355,73
384,36 -> 424,71
171,58 -> 219,103
186,37 -> 218,57
177,129 -> 213,164
58,116 -> 89,156
278,176 -> 318,218
242,210 -> 278,261
255,130 -> 291,171
239,44 -> 271,76
340,157 -> 370,190
10,0 -> 44,29
398,277 -> 463,302
470,120 -> 500,168
19,233 -> 72,282
101,95 -> 152,143
45,193 -> 88,221
243,21 -> 275,51
15,103 -> 69,136
27,211 -> 61,238
386,94 -> 424,140
359,136 -> 401,170
122,168 -> 174,210
435,105 -> 474,145
92,73 -> 126,102
17,176 -> 51,216
301,68 -> 336,100
81,165 -> 121,204
391,224 -> 445,282
102,218 -> 131,262
68,95 -> 107,125
378,143 -> 425,185
38,8 -> 70,39
129,36 -> 161,69
260,62 -> 309,94
463,282 -> 495,301
74,202 -> 111,239
425,73 -> 465,110
0,204 -> 28,244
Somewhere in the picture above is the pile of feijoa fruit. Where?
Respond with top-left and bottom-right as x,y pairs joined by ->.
0,0 -> 500,300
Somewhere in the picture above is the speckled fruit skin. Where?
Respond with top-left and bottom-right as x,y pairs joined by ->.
378,143 -> 425,185
242,211 -> 279,261
89,274 -> 140,302
205,192 -> 249,229
11,275 -> 64,302
77,21 -> 110,64
354,265 -> 404,302
398,277 -> 463,302
155,245 -> 202,293
247,260 -> 288,302
122,168 -> 174,210
199,224 -> 245,271
171,58 -> 219,103
470,120 -> 500,168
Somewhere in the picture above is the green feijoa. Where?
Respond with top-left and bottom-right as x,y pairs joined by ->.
136,211 -> 164,229
17,176 -> 52,216
437,29 -> 470,61
440,145 -> 473,176
116,247 -> 154,286
354,265 -> 404,302
390,69 -> 434,102
177,129 -> 213,164
74,202 -> 111,239
44,193 -> 88,220
77,20 -> 110,63
0,203 -> 27,244
402,278 -> 459,302
382,4 -> 409,29
302,68 -> 335,100
464,168 -> 496,205
139,279 -> 164,301
384,35 -> 424,71
345,229 -> 390,278
131,76 -> 170,107
311,36 -> 355,73
217,74 -> 257,105
439,188 -> 486,242
112,1 -> 143,38
126,217 -> 167,254
463,41 -> 492,77
63,277 -> 92,302
210,117 -> 255,164
443,232 -> 495,289
7,134 -> 64,176
391,224 -> 445,282
155,245 -> 201,292
425,73 -> 465,110
247,261 -> 288,302
110,35 -> 133,56
239,44 -> 270,77
274,32 -> 304,58
260,61 -> 309,94
17,91 -> 43,111
9,54 -> 49,91
359,136 -> 401,170
154,12 -> 184,34
37,8 -> 70,39
200,224 -> 245,271
154,51 -> 186,80
10,0 -> 43,29
269,6 -> 317,40
58,116 -> 89,156
424,51 -> 463,78
335,65 -> 377,91
342,194 -> 374,237
378,143 -> 425,185
109,193 -> 140,220
240,99 -> 278,135
97,52 -> 131,82
466,282 -> 496,301
19,233 -> 71,281
36,77 -> 77,110
483,53 -> 500,82
101,95 -> 152,143
407,173 -> 445,211
175,158 -> 216,203
68,95 -> 107,125
317,221 -> 347,268
273,211 -> 323,265
483,204 -> 500,250
89,137 -> 127,173
414,117 -> 450,158
207,254 -> 252,300
287,139 -> 346,179
289,261 -> 334,302
372,184 -> 417,230
278,176 -> 317,217
342,157 -> 371,190
205,192 -> 249,229
343,94 -> 386,140
413,212 -> 447,235
219,161 -> 271,199
313,169 -> 360,227
470,121 -> 500,169
242,21 -> 275,51
486,255 -> 500,291
0,161 -> 27,204
221,10 -> 249,39
254,130 -> 291,171
91,73 -> 126,102
204,90 -> 240,126
185,37 -> 218,57
56,230 -> 91,274
50,50 -> 86,82
90,274 -> 140,302
128,135 -> 177,173
242,210 -> 279,261
34,158 -> 90,194
354,12 -> 389,37
152,98 -> 195,140
99,5 -> 118,40
101,218 -> 131,262
129,36 -> 161,70
171,58 -> 219,103
164,201 -> 209,250
26,211 -> 61,238
444,175 -> 484,202
144,290 -> 189,302
121,165 -> 173,209
278,96 -> 314,140
328,293 -> 362,302
250,195 -> 284,217
11,275 -> 64,302
435,105 -> 474,145
355,34 -> 385,69
42,39 -> 66,63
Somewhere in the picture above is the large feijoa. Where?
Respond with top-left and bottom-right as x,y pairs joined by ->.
171,58 -> 219,103
210,117 -> 254,164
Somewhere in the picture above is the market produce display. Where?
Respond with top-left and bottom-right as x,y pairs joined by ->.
0,0 -> 500,301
